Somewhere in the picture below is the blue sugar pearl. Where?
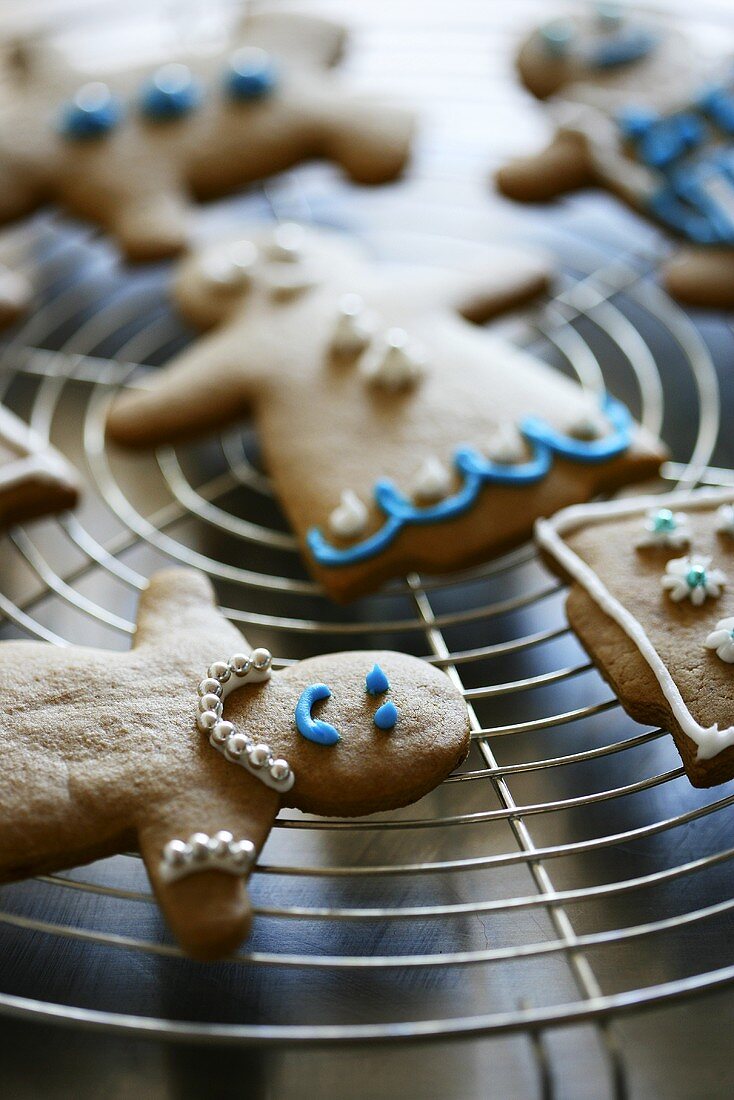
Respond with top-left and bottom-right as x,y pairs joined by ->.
539,21 -> 573,58
225,47 -> 277,101
686,566 -> 707,589
653,509 -> 676,533
59,82 -> 122,139
365,663 -> 389,696
140,63 -> 201,121
374,700 -> 398,731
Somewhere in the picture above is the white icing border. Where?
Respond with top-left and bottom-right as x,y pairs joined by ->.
535,486 -> 734,761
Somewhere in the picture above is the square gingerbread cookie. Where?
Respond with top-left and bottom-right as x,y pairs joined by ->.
536,487 -> 734,787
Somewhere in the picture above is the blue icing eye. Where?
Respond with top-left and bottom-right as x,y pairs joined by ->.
539,21 -> 574,58
365,663 -> 389,695
295,683 -> 340,745
140,63 -> 201,121
225,47 -> 278,101
374,700 -> 398,731
59,82 -> 122,139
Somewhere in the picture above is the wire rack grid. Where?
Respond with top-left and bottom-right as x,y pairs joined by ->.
0,2 -> 733,1097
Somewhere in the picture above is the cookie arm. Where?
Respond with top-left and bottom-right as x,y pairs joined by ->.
133,568 -> 244,651
495,131 -> 593,202
314,92 -> 414,184
106,330 -> 249,449
662,247 -> 734,309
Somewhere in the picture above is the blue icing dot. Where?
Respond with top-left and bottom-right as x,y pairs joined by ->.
539,21 -> 574,57
295,683 -> 340,746
699,84 -> 734,134
59,82 -> 122,139
374,700 -> 398,731
366,663 -> 389,695
225,47 -> 278,101
140,63 -> 201,121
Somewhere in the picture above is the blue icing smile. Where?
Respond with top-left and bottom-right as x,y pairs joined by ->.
295,683 -> 340,745
307,395 -> 633,569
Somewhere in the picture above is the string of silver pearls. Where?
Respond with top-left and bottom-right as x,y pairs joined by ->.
159,831 -> 255,884
196,649 -> 295,793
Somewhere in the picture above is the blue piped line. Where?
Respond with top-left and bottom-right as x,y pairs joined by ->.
307,396 -> 634,569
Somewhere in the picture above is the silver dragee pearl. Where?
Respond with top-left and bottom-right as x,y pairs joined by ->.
269,759 -> 290,783
197,710 -> 219,732
208,661 -> 231,683
211,720 -> 233,746
225,733 -> 248,758
164,839 -> 189,866
198,677 -> 222,698
229,839 -> 255,865
251,647 -> 272,671
248,743 -> 270,768
230,653 -> 251,676
198,693 -> 222,714
210,830 -> 234,856
190,833 -> 210,861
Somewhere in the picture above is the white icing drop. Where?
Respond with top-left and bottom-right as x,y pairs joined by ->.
660,555 -> 726,606
635,507 -> 691,549
535,487 -> 734,761
201,241 -> 258,289
716,504 -> 734,536
364,328 -> 426,391
487,424 -> 526,464
705,617 -> 734,664
412,456 -> 452,503
331,294 -> 374,355
328,490 -> 368,539
267,222 -> 306,262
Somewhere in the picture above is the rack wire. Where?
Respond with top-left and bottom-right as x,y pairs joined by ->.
0,1 -> 733,1095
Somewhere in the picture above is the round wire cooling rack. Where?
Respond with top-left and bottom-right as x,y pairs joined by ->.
0,197 -> 733,1079
0,3 -> 733,1093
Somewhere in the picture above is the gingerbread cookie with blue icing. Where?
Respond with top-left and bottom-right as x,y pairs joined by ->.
0,567 -> 469,959
0,10 -> 412,260
536,487 -> 734,787
106,223 -> 664,601
496,6 -> 734,307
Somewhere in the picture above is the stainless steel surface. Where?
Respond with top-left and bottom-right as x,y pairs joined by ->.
0,2 -> 734,1097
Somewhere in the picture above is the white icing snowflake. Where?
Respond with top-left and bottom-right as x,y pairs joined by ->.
705,617 -> 734,663
661,555 -> 727,606
715,504 -> 734,536
636,507 -> 691,549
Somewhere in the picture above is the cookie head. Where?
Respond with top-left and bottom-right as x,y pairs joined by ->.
222,650 -> 471,816
518,7 -> 660,99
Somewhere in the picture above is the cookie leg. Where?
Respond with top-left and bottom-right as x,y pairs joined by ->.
495,132 -> 593,203
107,190 -> 191,262
662,247 -> 734,308
137,776 -> 280,960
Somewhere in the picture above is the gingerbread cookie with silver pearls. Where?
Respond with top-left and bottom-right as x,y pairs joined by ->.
106,222 -> 665,602
536,487 -> 734,788
495,5 -> 734,307
0,9 -> 413,260
0,568 -> 469,959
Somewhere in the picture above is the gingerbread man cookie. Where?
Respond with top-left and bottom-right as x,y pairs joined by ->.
106,223 -> 665,602
0,404 -> 78,525
0,568 -> 469,958
536,487 -> 734,787
0,10 -> 413,260
496,6 -> 734,307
